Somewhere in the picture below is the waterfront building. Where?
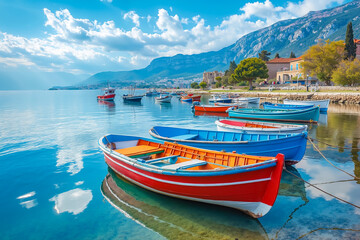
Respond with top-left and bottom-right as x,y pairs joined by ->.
266,58 -> 294,81
355,39 -> 360,59
275,57 -> 317,85
203,71 -> 224,85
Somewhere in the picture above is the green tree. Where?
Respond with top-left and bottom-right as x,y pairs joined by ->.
289,52 -> 296,58
332,59 -> 360,86
215,82 -> 221,88
345,22 -> 356,60
258,50 -> 271,61
232,58 -> 269,90
301,40 -> 345,85
199,81 -> 207,89
274,53 -> 280,58
190,82 -> 200,89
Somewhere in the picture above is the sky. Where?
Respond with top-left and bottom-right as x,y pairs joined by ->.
0,0 -> 352,88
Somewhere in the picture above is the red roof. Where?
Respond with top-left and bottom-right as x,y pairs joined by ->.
290,57 -> 302,62
354,39 -> 360,44
266,58 -> 294,63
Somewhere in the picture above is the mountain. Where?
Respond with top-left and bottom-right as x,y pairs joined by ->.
82,0 -> 360,87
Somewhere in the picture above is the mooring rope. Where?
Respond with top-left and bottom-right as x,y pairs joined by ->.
284,168 -> 360,210
309,137 -> 359,150
308,137 -> 360,180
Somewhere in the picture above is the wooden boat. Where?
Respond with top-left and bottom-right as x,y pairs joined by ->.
215,119 -> 307,134
155,95 -> 172,103
145,89 -> 159,96
209,95 -> 233,103
215,102 -> 247,108
283,99 -> 330,113
194,111 -> 229,117
99,134 -> 284,218
97,87 -> 115,101
181,94 -> 201,102
192,104 -> 236,113
233,97 -> 260,104
149,126 -> 307,164
101,169 -> 269,239
262,102 -> 313,110
123,94 -> 143,102
228,107 -> 320,123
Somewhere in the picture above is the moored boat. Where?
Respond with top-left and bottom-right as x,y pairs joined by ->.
233,97 -> 260,104
97,87 -> 116,101
209,95 -> 233,103
283,99 -> 330,113
181,94 -> 201,102
215,119 -> 307,134
215,102 -> 247,108
228,107 -> 320,123
192,104 -> 236,113
123,94 -> 143,102
262,102 -> 313,110
155,94 -> 172,103
99,134 -> 284,218
149,126 -> 307,164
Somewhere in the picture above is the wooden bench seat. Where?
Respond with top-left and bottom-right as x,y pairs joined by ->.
161,159 -> 207,170
115,145 -> 164,158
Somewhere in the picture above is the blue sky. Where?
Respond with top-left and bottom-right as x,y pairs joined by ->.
0,0 -> 352,88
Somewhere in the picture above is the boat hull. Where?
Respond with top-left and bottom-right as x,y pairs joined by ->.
283,99 -> 329,112
97,94 -> 115,101
194,105 -> 233,113
123,95 -> 143,102
228,107 -> 320,123
149,126 -> 307,163
262,102 -> 313,110
181,95 -> 201,102
215,120 -> 307,134
209,98 -> 233,103
234,97 -> 260,104
155,96 -> 171,103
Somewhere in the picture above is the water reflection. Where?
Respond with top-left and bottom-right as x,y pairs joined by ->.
101,169 -> 268,240
318,113 -> 328,126
193,111 -> 228,118
17,191 -> 38,209
97,100 -> 116,114
50,188 -> 93,215
279,166 -> 307,201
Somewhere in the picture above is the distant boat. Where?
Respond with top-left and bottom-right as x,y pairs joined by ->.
283,99 -> 330,113
192,104 -> 236,113
145,89 -> 159,96
97,87 -> 115,101
209,95 -> 233,103
123,86 -> 143,102
233,97 -> 260,104
262,102 -> 314,110
149,126 -> 307,164
215,102 -> 247,108
181,94 -> 201,102
155,94 -> 172,103
215,119 -> 307,134
99,134 -> 284,218
228,107 -> 320,123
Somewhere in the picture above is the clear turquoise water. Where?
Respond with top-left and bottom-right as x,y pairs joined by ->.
0,90 -> 359,240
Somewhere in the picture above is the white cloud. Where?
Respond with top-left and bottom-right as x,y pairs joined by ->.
0,0 -> 348,75
123,11 -> 140,27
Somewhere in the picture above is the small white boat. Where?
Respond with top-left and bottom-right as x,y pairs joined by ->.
215,102 -> 247,108
209,95 -> 233,103
283,99 -> 330,113
233,97 -> 260,104
155,95 -> 172,103
215,119 -> 307,134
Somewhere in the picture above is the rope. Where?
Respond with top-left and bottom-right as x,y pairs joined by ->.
309,137 -> 359,150
296,227 -> 360,240
308,137 -> 360,180
284,168 -> 360,210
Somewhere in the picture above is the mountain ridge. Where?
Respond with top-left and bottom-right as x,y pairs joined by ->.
81,0 -> 360,87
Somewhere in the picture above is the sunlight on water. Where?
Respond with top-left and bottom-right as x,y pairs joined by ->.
0,90 -> 359,239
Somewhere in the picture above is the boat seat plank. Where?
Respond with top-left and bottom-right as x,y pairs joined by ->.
161,159 -> 207,170
142,155 -> 180,164
171,134 -> 199,140
115,145 -> 164,157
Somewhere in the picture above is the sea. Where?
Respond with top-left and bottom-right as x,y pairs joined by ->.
0,90 -> 359,240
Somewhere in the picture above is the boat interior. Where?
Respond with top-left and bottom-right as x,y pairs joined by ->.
107,138 -> 274,171
151,126 -> 294,142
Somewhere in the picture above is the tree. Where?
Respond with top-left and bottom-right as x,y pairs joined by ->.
332,59 -> 360,86
289,52 -> 296,58
274,53 -> 280,58
232,58 -> 269,90
301,40 -> 345,85
190,82 -> 200,89
258,50 -> 271,61
225,61 -> 237,76
345,22 -> 356,60
199,81 -> 207,90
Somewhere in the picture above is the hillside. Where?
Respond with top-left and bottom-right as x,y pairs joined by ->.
81,0 -> 360,87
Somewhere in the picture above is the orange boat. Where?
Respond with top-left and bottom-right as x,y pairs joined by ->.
181,94 -> 201,102
193,105 -> 236,113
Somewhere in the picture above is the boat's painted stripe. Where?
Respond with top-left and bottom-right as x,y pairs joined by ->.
228,116 -> 317,123
109,166 -> 272,217
105,155 -> 271,187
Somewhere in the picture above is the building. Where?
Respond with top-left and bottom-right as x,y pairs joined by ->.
276,57 -> 317,84
203,71 -> 223,85
355,39 -> 360,59
266,58 -> 294,81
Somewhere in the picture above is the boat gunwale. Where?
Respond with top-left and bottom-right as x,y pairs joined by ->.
215,120 -> 307,132
229,106 -> 319,115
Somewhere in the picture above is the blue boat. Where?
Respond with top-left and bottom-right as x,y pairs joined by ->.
209,95 -> 233,103
149,126 -> 307,164
228,106 -> 320,123
262,102 -> 313,110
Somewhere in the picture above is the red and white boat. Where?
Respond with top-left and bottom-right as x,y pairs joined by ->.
99,134 -> 284,218
181,94 -> 201,102
192,104 -> 236,113
97,87 -> 116,101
